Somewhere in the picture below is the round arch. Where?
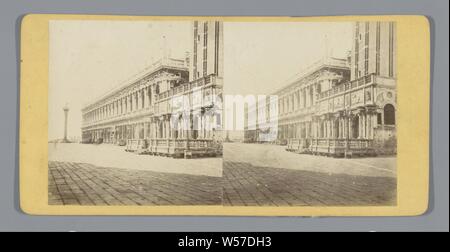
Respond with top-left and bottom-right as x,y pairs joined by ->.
384,104 -> 396,125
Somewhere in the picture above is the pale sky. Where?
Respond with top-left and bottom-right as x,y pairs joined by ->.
223,22 -> 353,95
49,20 -> 353,140
49,20 -> 191,140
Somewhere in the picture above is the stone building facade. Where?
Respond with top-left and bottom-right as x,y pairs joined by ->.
81,21 -> 223,158
245,21 -> 397,157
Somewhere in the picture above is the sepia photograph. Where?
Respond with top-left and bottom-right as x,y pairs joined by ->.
8,0 -> 440,232
47,19 -> 396,207
222,21 -> 397,206
48,20 -> 224,206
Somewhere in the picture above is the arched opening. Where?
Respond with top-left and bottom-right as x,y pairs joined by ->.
384,104 -> 396,125
352,116 -> 359,139
192,115 -> 200,140
334,119 -> 339,139
158,121 -> 163,138
139,124 -> 144,139
320,122 -> 324,138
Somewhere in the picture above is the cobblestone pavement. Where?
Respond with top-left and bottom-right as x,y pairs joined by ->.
224,143 -> 396,178
223,161 -> 397,206
48,143 -> 222,177
49,161 -> 222,206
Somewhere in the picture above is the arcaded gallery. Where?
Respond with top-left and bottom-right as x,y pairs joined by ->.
245,22 -> 397,157
81,21 -> 224,158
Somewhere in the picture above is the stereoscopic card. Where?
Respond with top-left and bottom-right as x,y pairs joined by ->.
19,15 -> 430,216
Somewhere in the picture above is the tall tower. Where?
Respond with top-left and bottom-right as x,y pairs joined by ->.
351,21 -> 396,80
190,21 -> 223,81
63,104 -> 69,143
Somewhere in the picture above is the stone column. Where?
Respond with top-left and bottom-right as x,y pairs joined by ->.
311,84 -> 316,106
122,98 -> 126,114
337,118 -> 341,138
329,119 -> 332,138
137,90 -> 141,110
120,98 -> 123,114
111,102 -> 114,116
140,90 -> 143,110
126,96 -> 129,113
150,121 -> 155,138
359,114 -> 363,139
63,105 -> 69,142
136,92 -> 139,110
306,122 -> 310,139
133,93 -> 137,111
330,119 -> 335,139
121,97 -> 127,114
371,113 -> 376,139
143,123 -> 148,139
362,113 -> 367,139
144,87 -> 149,108
128,94 -> 132,112
166,119 -> 171,139
348,117 -> 352,139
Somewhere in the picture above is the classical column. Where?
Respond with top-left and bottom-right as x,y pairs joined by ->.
143,87 -> 149,108
162,120 -> 166,139
328,119 -> 332,138
122,98 -> 125,114
337,118 -> 341,138
135,92 -> 139,110
150,121 -> 155,138
312,84 -> 317,106
123,98 -> 126,114
359,114 -> 363,139
139,89 -> 143,109
362,113 -> 367,139
331,119 -> 334,138
177,119 -> 182,139
128,94 -> 132,112
118,102 -> 121,115
136,90 -> 141,110
348,116 -> 352,139
63,105 -> 69,143
166,119 -> 171,139
305,122 -> 310,139
371,113 -> 376,139
130,94 -> 133,112
143,123 -> 147,139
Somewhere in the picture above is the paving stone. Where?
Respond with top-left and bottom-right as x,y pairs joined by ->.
48,161 -> 222,206
222,161 -> 396,206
